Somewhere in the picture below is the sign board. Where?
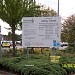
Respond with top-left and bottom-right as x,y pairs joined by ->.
62,63 -> 75,68
22,17 -> 61,48
50,56 -> 60,63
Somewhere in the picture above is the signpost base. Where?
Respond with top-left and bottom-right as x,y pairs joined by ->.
26,47 -> 29,61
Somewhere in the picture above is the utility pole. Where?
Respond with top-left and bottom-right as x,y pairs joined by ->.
58,0 -> 59,16
57,0 -> 60,50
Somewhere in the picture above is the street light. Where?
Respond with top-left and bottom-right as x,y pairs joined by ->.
58,0 -> 59,16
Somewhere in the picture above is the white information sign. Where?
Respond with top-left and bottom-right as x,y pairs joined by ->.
22,17 -> 61,47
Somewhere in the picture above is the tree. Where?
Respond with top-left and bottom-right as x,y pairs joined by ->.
61,32 -> 68,42
8,32 -> 21,41
39,5 -> 57,17
62,14 -> 75,43
0,0 -> 2,17
7,32 -> 12,40
0,0 -> 57,56
0,0 -> 40,56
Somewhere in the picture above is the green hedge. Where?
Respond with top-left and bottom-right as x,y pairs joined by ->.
60,56 -> 75,74
0,56 -> 67,75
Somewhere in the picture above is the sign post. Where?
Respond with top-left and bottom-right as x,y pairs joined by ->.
26,47 -> 29,61
0,26 -> 2,59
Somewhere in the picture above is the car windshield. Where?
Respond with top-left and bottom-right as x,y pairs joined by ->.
2,41 -> 10,44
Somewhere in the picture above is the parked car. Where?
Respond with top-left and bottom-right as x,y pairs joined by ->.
60,42 -> 68,47
59,42 -> 68,50
1,41 -> 11,48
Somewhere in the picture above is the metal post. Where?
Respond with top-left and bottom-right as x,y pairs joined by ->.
57,0 -> 60,51
58,0 -> 59,16
0,36 -> 2,59
26,47 -> 29,61
0,26 -> 2,59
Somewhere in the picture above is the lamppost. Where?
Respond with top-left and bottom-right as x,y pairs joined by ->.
58,0 -> 59,16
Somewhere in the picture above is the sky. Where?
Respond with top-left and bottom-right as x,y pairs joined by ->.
1,0 -> 75,35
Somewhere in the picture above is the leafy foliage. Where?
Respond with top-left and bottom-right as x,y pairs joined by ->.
62,14 -> 75,43
0,0 -> 41,56
0,55 -> 67,75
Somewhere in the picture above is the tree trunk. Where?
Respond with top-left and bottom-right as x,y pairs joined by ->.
12,22 -> 16,57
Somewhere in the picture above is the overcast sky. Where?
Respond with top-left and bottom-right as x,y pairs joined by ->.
1,0 -> 75,35
36,0 -> 75,18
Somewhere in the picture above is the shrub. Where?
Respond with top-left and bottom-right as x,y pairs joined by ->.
21,66 -> 51,75
0,55 -> 67,75
65,47 -> 75,54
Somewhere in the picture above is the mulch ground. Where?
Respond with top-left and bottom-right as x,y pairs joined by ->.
0,70 -> 17,75
0,64 -> 19,75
